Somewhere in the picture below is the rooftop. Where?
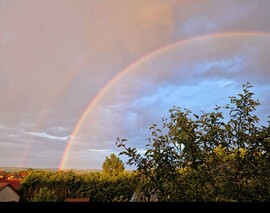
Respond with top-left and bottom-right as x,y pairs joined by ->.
0,183 -> 9,191
64,198 -> 90,202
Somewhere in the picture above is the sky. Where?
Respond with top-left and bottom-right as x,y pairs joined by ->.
0,0 -> 270,170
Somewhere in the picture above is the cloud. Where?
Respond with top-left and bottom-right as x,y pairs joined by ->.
88,149 -> 108,153
137,2 -> 173,29
182,17 -> 218,35
52,126 -> 67,132
24,131 -> 69,141
8,134 -> 18,138
0,141 -> 24,147
173,0 -> 269,38
1,0 -> 270,169
191,55 -> 245,75
0,124 -> 16,130
18,122 -> 34,128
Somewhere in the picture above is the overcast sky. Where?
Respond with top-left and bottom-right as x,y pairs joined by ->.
1,0 -> 270,170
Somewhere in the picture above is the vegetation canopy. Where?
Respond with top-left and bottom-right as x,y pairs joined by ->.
102,153 -> 125,177
116,82 -> 270,202
20,170 -> 137,202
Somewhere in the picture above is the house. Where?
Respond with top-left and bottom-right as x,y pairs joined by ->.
7,179 -> 21,191
0,171 -> 6,179
64,198 -> 90,202
6,174 -> 15,180
19,172 -> 28,179
0,179 -> 21,191
0,183 -> 20,202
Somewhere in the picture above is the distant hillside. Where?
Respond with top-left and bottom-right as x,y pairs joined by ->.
0,167 -> 30,172
0,166 -> 101,173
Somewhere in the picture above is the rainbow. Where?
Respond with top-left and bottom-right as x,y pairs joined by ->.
56,31 -> 270,170
19,53 -> 94,167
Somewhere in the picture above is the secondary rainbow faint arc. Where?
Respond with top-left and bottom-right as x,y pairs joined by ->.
19,53 -> 93,167
59,31 -> 270,170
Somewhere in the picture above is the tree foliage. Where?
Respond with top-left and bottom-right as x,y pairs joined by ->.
102,154 -> 125,177
31,186 -> 59,202
20,170 -> 137,202
116,82 -> 270,201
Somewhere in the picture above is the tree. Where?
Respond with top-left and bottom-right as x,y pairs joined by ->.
102,154 -> 125,176
116,82 -> 270,201
31,187 -> 59,202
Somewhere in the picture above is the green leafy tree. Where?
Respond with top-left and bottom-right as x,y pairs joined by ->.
31,186 -> 59,202
116,82 -> 270,201
102,154 -> 125,177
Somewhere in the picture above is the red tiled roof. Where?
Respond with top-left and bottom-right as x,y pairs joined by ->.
0,183 -> 9,191
0,179 -> 21,191
0,171 -> 6,176
19,172 -> 28,178
64,198 -> 90,202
